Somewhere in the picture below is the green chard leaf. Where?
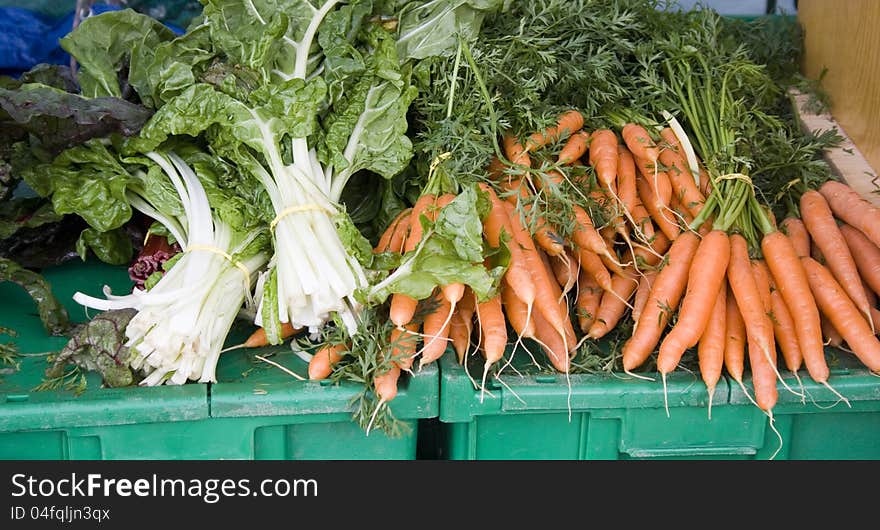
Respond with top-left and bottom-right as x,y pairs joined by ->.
45,308 -> 139,388
60,9 -> 177,101
75,227 -> 133,265
365,184 -> 503,304
0,257 -> 70,336
22,140 -> 135,232
0,83 -> 153,157
320,24 -> 418,197
395,0 -> 506,61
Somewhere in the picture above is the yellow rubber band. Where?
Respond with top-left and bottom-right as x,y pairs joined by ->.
269,203 -> 329,231
718,172 -> 752,185
185,244 -> 253,283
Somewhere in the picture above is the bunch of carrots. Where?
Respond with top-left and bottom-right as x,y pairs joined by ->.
236,109 -> 880,434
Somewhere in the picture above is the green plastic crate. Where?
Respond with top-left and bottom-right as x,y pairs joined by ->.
207,340 -> 440,460
0,260 -> 216,460
437,351 -> 747,460
436,347 -> 880,460
1,260 -> 440,460
727,352 -> 880,460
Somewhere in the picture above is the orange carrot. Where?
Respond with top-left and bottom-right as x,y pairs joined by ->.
780,216 -> 810,258
480,183 -> 537,310
536,249 -> 578,351
389,321 -> 420,371
550,251 -> 578,295
616,145 -> 639,219
770,285 -> 803,375
761,230 -> 827,383
801,189 -> 873,327
373,364 -> 401,404
501,281 -> 537,340
622,122 -> 660,164
747,331 -> 779,414
698,281 -> 727,415
818,179 -> 880,250
821,314 -> 844,347
531,304 -> 570,373
502,134 -> 532,168
504,201 -> 570,347
576,267 -> 603,333
587,271 -> 639,339
631,270 -> 656,324
449,289 -> 476,364
419,290 -> 453,368
375,208 -> 412,254
724,285 -> 747,385
636,172 -> 680,241
244,322 -> 301,348
449,308 -> 473,365
476,293 -> 508,388
658,136 -> 705,217
525,109 -> 584,153
727,234 -> 776,387
578,248 -> 613,292
588,129 -> 619,188
840,223 -> 880,299
557,130 -> 591,165
656,230 -> 730,376
621,231 -> 701,372
698,167 -> 712,197
629,197 -> 656,242
571,204 -> 616,264
389,193 -> 437,327
308,343 -> 349,380
802,257 -> 880,372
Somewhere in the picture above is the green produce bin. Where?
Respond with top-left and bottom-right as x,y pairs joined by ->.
436,348 -> 880,460
437,351 -> 743,460
207,342 -> 440,460
728,353 -> 880,460
0,260 -> 215,460
1,260 -> 441,460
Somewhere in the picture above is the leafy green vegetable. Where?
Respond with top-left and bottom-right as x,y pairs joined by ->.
75,227 -> 134,265
22,140 -> 135,233
0,257 -> 70,336
0,83 -> 154,157
366,184 -> 504,304
60,9 -> 177,101
44,308 -> 139,389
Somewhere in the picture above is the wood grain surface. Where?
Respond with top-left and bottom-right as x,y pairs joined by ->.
799,0 -> 880,179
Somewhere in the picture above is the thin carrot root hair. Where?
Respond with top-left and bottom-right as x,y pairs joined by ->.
791,370 -> 806,405
766,409 -> 784,461
706,383 -> 716,421
493,374 -> 526,405
820,380 -> 852,408
624,367 -> 656,382
760,345 -> 804,400
479,360 -> 493,405
734,377 -> 762,411
365,399 -> 386,437
414,299 -> 458,370
662,371 -> 670,418
220,343 -> 248,354
507,302 -> 541,369
517,336 -> 543,369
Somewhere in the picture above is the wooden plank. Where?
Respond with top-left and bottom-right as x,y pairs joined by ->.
798,0 -> 880,178
789,88 -> 880,208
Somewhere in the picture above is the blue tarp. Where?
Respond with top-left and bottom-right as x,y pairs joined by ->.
0,4 -> 184,77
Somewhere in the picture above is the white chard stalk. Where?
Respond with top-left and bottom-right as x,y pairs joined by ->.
73,152 -> 268,385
